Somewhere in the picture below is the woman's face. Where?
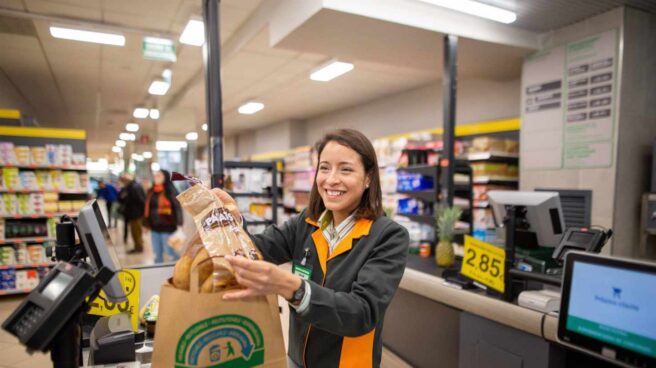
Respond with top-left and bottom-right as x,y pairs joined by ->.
154,171 -> 165,185
316,141 -> 370,216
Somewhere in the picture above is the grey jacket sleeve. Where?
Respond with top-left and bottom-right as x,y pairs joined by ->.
300,222 -> 409,337
248,212 -> 302,265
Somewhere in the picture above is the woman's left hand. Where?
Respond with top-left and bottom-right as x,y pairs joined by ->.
223,256 -> 302,301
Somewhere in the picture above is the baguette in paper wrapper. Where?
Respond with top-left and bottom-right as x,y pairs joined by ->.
175,183 -> 262,292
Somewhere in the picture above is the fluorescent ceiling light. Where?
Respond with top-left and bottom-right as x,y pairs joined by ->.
185,132 -> 198,141
131,153 -> 144,162
201,123 -> 207,131
162,69 -> 172,81
238,102 -> 264,115
49,26 -> 125,46
151,162 -> 160,171
417,0 -> 517,24
179,19 -> 204,46
148,79 -> 170,96
149,109 -> 160,119
111,146 -> 122,153
126,123 -> 139,132
119,132 -> 132,141
133,108 -> 149,119
156,140 -> 187,151
115,140 -> 126,147
310,60 -> 354,82
143,151 -> 153,159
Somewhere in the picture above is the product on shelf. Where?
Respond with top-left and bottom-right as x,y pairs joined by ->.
14,146 -> 30,166
26,244 -> 45,263
397,198 -> 433,216
396,172 -> 434,192
0,268 -> 16,290
468,137 -> 519,153
30,147 -> 47,166
0,246 -> 16,265
2,167 -> 19,190
0,142 -> 15,165
15,269 -> 39,289
471,163 -> 519,178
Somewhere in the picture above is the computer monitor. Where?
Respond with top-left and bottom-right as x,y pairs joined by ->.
76,200 -> 126,303
488,191 -> 565,247
558,252 -> 656,367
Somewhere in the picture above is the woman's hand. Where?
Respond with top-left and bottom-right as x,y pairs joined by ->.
223,256 -> 302,301
211,188 -> 242,223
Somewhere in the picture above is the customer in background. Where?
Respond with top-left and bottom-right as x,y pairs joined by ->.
118,173 -> 146,254
144,169 -> 182,263
95,179 -> 118,228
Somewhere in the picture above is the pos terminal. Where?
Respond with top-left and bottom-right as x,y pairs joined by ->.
2,200 -> 126,368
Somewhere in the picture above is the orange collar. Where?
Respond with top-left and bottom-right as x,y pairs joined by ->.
307,216 -> 374,274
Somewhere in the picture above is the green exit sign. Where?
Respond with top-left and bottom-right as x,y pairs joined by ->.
143,37 -> 176,62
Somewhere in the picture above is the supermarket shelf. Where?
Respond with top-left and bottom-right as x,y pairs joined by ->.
397,213 -> 435,226
0,189 -> 88,194
287,188 -> 311,193
0,262 -> 55,270
0,288 -> 35,296
2,164 -> 86,171
228,191 -> 272,198
397,190 -> 436,202
473,176 -> 519,184
284,168 -> 315,173
225,161 -> 276,170
465,151 -> 519,162
0,237 -> 54,244
1,212 -> 79,219
396,164 -> 437,175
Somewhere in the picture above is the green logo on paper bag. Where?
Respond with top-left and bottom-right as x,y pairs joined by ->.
175,315 -> 265,368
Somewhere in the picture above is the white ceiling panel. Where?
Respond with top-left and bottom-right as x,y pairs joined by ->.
24,0 -> 102,21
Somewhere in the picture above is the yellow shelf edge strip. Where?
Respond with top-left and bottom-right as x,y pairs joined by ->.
0,109 -> 21,119
245,117 -> 520,161
0,126 -> 86,140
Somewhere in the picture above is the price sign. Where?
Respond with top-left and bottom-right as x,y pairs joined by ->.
87,269 -> 140,331
460,236 -> 505,292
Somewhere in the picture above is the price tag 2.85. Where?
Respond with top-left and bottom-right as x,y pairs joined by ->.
460,236 -> 505,293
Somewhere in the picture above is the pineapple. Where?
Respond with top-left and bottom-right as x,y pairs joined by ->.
435,206 -> 462,267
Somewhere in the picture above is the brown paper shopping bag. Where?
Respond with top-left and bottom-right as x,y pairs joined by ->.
152,279 -> 287,368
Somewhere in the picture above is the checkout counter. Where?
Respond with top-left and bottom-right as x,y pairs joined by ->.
382,255 -> 615,368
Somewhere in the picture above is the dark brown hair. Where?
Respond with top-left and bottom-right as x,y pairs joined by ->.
308,129 -> 383,221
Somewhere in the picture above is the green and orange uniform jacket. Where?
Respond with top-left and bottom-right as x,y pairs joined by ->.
250,209 -> 409,368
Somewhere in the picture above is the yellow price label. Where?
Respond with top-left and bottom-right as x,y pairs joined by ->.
460,236 -> 505,292
87,269 -> 140,331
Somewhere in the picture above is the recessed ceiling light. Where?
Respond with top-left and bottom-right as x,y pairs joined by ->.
111,146 -> 122,153
179,19 -> 204,46
238,102 -> 264,115
149,109 -> 160,119
417,0 -> 516,24
162,69 -> 172,81
151,162 -> 160,171
310,60 -> 354,82
131,153 -> 144,162
143,151 -> 153,159
49,25 -> 125,46
115,140 -> 126,147
185,132 -> 198,141
126,123 -> 139,132
148,79 -> 170,96
133,108 -> 149,119
119,132 -> 132,141
156,141 -> 187,151
201,123 -> 208,131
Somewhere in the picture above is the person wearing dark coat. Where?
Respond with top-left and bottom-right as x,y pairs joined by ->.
118,173 -> 146,253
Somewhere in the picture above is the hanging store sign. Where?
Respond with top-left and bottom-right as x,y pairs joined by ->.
143,37 -> 177,62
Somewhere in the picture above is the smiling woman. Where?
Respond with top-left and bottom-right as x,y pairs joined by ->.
212,129 -> 409,367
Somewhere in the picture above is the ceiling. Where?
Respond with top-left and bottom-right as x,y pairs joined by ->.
0,0 -> 653,159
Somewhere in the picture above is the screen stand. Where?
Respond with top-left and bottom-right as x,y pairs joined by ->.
503,205 -> 525,302
50,308 -> 83,368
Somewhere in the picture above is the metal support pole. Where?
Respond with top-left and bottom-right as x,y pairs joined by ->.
203,0 -> 224,188
503,206 -> 519,302
441,35 -> 458,207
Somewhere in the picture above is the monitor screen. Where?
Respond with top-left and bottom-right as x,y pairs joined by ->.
41,272 -> 74,301
558,252 -> 656,367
